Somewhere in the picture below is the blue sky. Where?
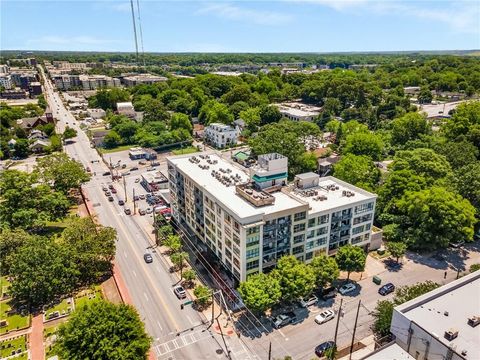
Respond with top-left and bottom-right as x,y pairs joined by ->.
1,0 -> 479,52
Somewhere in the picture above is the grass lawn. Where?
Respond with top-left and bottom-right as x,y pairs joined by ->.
0,300 -> 30,334
44,323 -> 61,359
98,144 -> 138,154
74,285 -> 103,310
44,298 -> 73,321
171,146 -> 199,155
0,335 -> 28,358
1,277 -> 11,298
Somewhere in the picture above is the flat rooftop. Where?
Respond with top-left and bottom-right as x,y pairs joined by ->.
362,342 -> 415,360
276,102 -> 322,117
168,153 -> 305,222
395,271 -> 480,357
287,176 -> 376,214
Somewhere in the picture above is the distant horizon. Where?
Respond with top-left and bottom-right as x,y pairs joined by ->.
1,1 -> 479,53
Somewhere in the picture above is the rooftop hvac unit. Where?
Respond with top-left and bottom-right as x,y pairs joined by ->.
467,316 -> 480,327
444,328 -> 459,341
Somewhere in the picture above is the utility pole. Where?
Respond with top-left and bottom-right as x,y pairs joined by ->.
133,188 -> 137,214
130,0 -> 139,64
334,298 -> 343,345
123,175 -> 127,202
349,300 -> 362,360
268,341 -> 272,360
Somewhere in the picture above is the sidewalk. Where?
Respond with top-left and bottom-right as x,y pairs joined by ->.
30,314 -> 44,360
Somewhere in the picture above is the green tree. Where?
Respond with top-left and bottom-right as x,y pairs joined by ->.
57,300 -> 151,360
391,113 -> 430,146
35,152 -> 90,194
0,229 -> 35,276
62,126 -> 77,140
199,100 -> 234,125
103,130 -> 122,148
182,269 -> 196,288
395,187 -> 476,250
344,132 -> 384,160
194,285 -> 212,307
453,163 -> 480,213
238,273 -> 282,313
114,121 -> 140,144
272,255 -> 316,301
240,107 -> 261,132
371,300 -> 395,337
309,254 -> 340,289
61,217 -> 116,285
143,98 -> 170,122
171,251 -> 189,278
88,88 -> 130,110
13,138 -> 29,158
170,113 -> 193,133
393,281 -> 439,304
164,234 -> 182,253
418,87 -> 433,104
437,140 -> 479,169
385,242 -> 407,263
9,237 -> 79,309
335,245 -> 366,280
0,170 -> 70,230
469,264 -> 480,273
333,154 -> 380,191
259,104 -> 282,125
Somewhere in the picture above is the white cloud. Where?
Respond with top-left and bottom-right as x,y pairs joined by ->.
292,0 -> 368,11
196,2 -> 292,25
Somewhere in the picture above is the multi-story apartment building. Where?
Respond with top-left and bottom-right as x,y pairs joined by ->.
167,152 -> 377,282
0,75 -> 13,90
122,73 -> 168,87
52,74 -> 120,90
204,123 -> 239,149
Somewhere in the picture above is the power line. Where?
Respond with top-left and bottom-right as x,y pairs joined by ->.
135,0 -> 146,66
129,0 -> 139,64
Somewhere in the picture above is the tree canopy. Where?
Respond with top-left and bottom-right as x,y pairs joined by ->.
238,273 -> 282,313
335,245 -> 367,280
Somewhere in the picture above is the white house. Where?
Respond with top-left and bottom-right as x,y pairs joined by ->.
116,102 -> 136,119
204,123 -> 239,149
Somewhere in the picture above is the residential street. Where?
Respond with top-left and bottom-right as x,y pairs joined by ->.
39,67 -> 257,360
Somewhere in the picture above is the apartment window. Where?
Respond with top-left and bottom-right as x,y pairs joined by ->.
225,238 -> 232,248
246,235 -> 260,247
232,234 -> 240,246
232,245 -> 240,257
353,213 -> 373,225
355,202 -> 374,214
233,256 -> 240,268
293,245 -> 304,255
233,268 -> 241,280
246,259 -> 259,270
316,227 -> 328,236
247,226 -> 260,235
307,230 -> 315,239
225,248 -> 232,259
351,236 -> 362,244
305,252 -> 313,260
318,215 -> 329,224
233,221 -> 240,232
364,233 -> 370,241
225,213 -> 232,224
246,248 -> 259,259
294,234 -> 305,244
308,218 -> 316,228
352,225 -> 364,235
293,223 -> 306,233
294,212 -> 306,222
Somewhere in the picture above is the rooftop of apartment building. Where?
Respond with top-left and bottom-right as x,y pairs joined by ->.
394,271 -> 480,358
275,102 -> 322,117
169,153 -> 375,221
123,73 -> 168,81
206,123 -> 237,131
361,342 -> 415,360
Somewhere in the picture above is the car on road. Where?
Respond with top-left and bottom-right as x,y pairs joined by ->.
143,253 -> 153,263
108,184 -> 114,189
102,186 -> 108,191
378,283 -> 395,296
139,194 -> 145,200
135,178 -> 140,183
449,241 -> 465,249
315,341 -> 336,357
154,205 -> 167,214
173,286 -> 187,299
131,167 -> 139,171
121,164 -> 127,169
320,286 -> 337,300
146,208 -> 153,214
124,208 -> 132,215
102,171 -> 111,176
108,196 -> 114,202
104,191 -> 111,196
111,188 -> 117,194
271,312 -> 297,329
86,167 -> 91,173
339,283 -> 357,295
139,209 -> 146,216
139,160 -> 147,165
118,199 -> 125,206
314,309 -> 335,325
134,195 -> 140,201
299,295 -> 318,308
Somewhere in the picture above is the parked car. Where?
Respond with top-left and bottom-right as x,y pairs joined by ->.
315,341 -> 336,357
121,164 -> 127,169
104,191 -> 111,196
339,283 -> 357,295
320,286 -> 337,300
111,188 -> 117,194
139,194 -> 145,200
314,309 -> 335,324
173,286 -> 187,299
271,312 -> 297,329
131,167 -> 139,171
143,253 -> 153,263
102,171 -> 111,176
449,241 -> 465,249
118,199 -> 125,206
102,186 -> 108,191
154,205 -> 167,214
108,184 -> 114,189
139,209 -> 146,216
139,160 -> 147,165
135,178 -> 141,183
133,195 -> 140,201
299,295 -> 318,308
124,208 -> 131,215
146,208 -> 153,214
108,196 -> 114,202
378,283 -> 395,296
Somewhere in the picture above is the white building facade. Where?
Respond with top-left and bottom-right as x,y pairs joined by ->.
167,153 -> 376,282
204,123 -> 239,149
0,75 -> 13,90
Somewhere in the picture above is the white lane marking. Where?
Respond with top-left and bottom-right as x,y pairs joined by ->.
123,250 -> 128,258
132,270 -> 137,278
143,292 -> 149,301
157,321 -> 163,331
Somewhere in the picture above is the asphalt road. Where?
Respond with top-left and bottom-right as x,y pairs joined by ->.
39,67 -> 250,360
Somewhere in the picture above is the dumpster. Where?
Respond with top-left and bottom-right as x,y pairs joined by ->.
373,276 -> 382,285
